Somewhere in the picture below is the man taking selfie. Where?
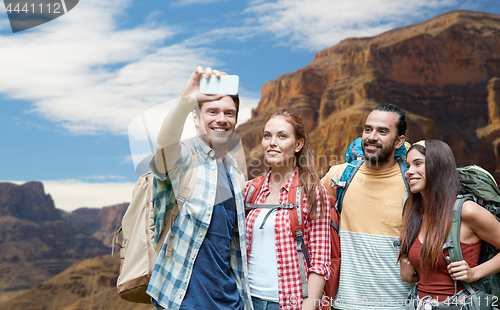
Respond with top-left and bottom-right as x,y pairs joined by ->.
147,67 -> 252,310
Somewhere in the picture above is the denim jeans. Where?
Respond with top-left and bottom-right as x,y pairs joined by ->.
252,296 -> 280,310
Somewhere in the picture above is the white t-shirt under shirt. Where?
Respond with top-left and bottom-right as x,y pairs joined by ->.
248,209 -> 279,302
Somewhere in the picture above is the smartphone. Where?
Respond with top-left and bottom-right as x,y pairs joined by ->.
199,74 -> 239,95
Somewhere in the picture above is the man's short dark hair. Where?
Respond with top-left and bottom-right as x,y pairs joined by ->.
229,95 -> 240,116
198,95 -> 240,117
373,103 -> 406,136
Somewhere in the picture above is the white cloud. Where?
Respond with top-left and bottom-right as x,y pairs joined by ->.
0,0 -> 218,136
245,0 -> 458,50
172,0 -> 230,6
183,26 -> 263,46
81,175 -> 127,180
30,44 -> 218,135
43,180 -> 135,211
5,179 -> 135,211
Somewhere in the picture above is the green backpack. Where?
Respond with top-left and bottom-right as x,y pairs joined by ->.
443,165 -> 500,309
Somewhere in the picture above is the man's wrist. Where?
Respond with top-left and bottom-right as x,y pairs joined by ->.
178,93 -> 198,108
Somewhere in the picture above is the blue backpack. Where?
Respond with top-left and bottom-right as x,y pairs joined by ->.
331,137 -> 411,213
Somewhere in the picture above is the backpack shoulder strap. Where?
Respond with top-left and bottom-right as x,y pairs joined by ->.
442,195 -> 484,307
287,174 -> 303,234
443,196 -> 469,263
329,194 -> 340,235
396,157 -> 411,215
334,159 -> 365,214
245,175 -> 267,205
158,148 -> 198,256
286,174 -> 311,299
396,157 -> 409,189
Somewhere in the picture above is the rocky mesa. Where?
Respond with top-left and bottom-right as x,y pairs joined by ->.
62,203 -> 128,248
0,254 -> 150,310
0,181 -> 110,293
236,10 -> 500,180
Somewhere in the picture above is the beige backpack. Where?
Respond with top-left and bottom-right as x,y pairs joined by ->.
114,150 -> 198,304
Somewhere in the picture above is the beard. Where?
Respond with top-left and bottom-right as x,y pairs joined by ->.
362,138 -> 396,167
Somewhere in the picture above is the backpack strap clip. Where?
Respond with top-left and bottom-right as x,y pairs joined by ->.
246,203 -> 296,229
334,159 -> 365,214
330,176 -> 345,188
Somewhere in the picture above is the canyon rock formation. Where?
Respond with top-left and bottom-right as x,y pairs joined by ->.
62,203 -> 128,248
0,182 -> 109,292
237,10 -> 500,181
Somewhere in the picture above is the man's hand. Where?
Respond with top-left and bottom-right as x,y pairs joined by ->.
181,66 -> 226,104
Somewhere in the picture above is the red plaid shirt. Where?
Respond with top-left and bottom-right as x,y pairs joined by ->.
245,168 -> 331,309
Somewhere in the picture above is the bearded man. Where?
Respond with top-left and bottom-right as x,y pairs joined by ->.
322,103 -> 412,310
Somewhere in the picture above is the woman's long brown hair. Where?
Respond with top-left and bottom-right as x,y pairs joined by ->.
399,140 -> 461,273
265,110 -> 326,218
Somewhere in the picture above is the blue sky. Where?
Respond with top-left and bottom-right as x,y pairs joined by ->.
1,0 -> 499,211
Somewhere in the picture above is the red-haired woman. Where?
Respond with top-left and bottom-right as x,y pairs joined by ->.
244,110 -> 334,310
399,139 -> 500,308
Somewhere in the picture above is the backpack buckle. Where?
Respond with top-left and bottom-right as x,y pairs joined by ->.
331,176 -> 346,188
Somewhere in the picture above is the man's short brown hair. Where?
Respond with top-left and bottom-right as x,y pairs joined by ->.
198,95 -> 239,117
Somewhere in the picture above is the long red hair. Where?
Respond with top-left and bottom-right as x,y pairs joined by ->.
266,110 -> 325,218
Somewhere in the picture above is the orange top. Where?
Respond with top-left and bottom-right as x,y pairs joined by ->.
408,237 -> 482,301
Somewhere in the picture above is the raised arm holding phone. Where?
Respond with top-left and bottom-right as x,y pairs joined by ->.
153,66 -> 232,174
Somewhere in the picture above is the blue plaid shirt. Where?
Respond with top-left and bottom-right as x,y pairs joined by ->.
147,136 -> 253,310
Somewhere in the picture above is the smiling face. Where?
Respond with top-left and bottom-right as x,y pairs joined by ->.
193,96 -> 237,149
262,116 -> 304,169
405,148 -> 427,195
361,110 -> 404,169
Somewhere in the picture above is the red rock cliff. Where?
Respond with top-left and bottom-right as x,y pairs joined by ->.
236,10 -> 500,180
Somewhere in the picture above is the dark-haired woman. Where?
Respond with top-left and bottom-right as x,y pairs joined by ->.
399,139 -> 500,308
244,110 -> 333,310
